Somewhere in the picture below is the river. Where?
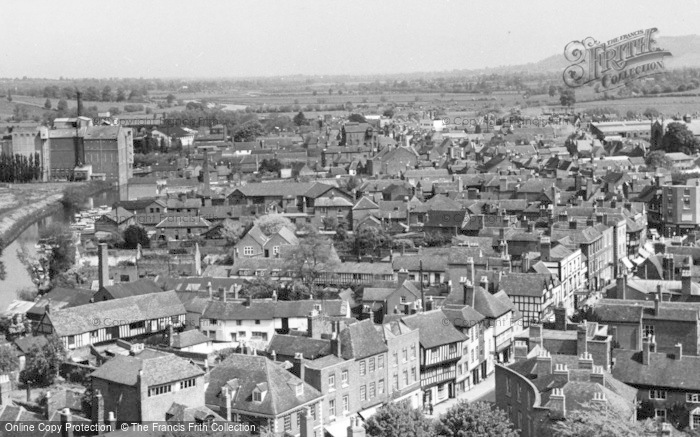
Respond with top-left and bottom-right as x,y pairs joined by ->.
0,190 -> 120,311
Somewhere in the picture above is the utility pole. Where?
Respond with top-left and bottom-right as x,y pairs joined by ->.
419,260 -> 425,312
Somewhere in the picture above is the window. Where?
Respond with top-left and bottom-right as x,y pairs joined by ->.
403,370 -> 408,386
91,330 -> 99,339
329,399 -> 336,417
360,385 -> 366,401
360,361 -> 366,376
369,382 -> 375,399
343,396 -> 349,413
236,320 -> 242,326
244,246 -> 253,256
255,319 -> 261,325
378,355 -> 384,369
378,379 -> 384,394
517,412 -> 522,430
400,296 -> 407,304
253,391 -> 262,402
517,383 -> 522,402
655,409 -> 667,421
411,344 -> 416,359
506,377 -> 511,396
310,405 -> 316,421
411,367 -> 416,382
341,370 -> 348,386
148,384 -> 172,397
284,415 -> 291,431
273,246 -> 280,255
369,357 -> 375,373
402,348 -> 408,362
449,344 -> 457,355
643,325 -> 655,338
393,374 -> 399,391
650,390 -> 667,400
295,384 -> 304,396
393,352 -> 398,366
129,321 -> 145,330
180,378 -> 196,389
329,374 -> 335,390
687,393 -> 700,403
252,332 -> 268,341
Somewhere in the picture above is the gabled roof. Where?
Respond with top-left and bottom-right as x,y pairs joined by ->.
267,334 -> 331,360
101,279 -> 162,299
339,319 -> 388,360
612,348 -> 700,391
205,354 -> 322,416
353,196 -> 379,211
45,291 -> 186,337
172,329 -> 211,349
90,350 -> 203,386
402,310 -> 467,349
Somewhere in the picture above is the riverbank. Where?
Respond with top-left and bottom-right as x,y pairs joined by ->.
0,181 -> 113,251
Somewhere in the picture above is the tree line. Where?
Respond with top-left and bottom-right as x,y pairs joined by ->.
0,152 -> 42,182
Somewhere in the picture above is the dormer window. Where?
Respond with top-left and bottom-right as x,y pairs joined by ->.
295,384 -> 304,396
253,390 -> 263,402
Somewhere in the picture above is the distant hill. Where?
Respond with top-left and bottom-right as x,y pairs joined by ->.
487,35 -> 700,75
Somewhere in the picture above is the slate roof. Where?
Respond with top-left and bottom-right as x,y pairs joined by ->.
402,310 -> 467,349
205,354 -> 322,416
267,334 -> 331,360
445,283 -> 511,319
202,299 -> 346,321
499,273 -> 552,298
594,298 -> 700,323
155,216 -> 211,228
172,329 -> 211,349
339,319 -> 388,360
101,279 -> 163,299
612,349 -> 700,391
45,290 -> 186,337
27,287 -> 94,319
90,351 -> 204,387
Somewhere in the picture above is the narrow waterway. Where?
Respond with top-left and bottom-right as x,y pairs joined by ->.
0,190 -> 119,311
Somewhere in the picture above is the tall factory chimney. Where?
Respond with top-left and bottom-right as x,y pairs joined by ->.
76,90 -> 83,117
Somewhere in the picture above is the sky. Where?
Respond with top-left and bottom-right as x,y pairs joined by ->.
1,0 -> 699,78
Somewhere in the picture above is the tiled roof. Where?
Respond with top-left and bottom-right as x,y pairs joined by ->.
102,279 -> 163,298
339,319 -> 388,360
202,299 -> 346,321
612,349 -> 700,390
91,350 -> 204,386
499,273 -> 552,298
172,329 -> 211,348
402,310 -> 467,349
46,291 -> 186,337
205,354 -> 322,416
267,334 -> 331,360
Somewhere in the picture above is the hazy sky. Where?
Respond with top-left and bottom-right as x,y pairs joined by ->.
1,0 -> 698,78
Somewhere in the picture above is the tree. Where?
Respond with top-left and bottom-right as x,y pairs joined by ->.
283,229 -> 339,292
344,175 -> 361,193
293,111 -> 307,127
57,99 -> 68,112
0,345 -> 18,373
43,99 -> 52,110
6,90 -> 11,102
322,216 -> 338,231
220,220 -> 246,246
435,401 -> 518,437
645,150 -> 673,170
383,108 -> 395,118
101,86 -> 113,102
548,85 -> 558,97
166,94 -> 176,105
661,122 -> 700,154
355,226 -> 392,257
122,225 -> 150,249
20,335 -> 66,390
365,401 -> 433,437
560,89 -> 576,107
115,88 -> 126,102
643,107 -> 660,119
552,402 -> 653,437
259,158 -> 283,175
348,113 -> 367,123
253,214 -> 294,237
241,277 -> 277,299
232,121 -> 263,142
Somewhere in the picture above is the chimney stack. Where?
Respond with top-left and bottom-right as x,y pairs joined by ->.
107,412 -> 116,432
220,287 -> 227,302
682,267 -> 692,296
98,243 -> 109,290
616,276 -> 627,300
642,335 -> 656,365
539,236 -> 551,262
479,275 -> 489,293
553,305 -> 567,331
60,408 -> 74,437
553,363 -> 569,381
549,388 -> 566,417
92,390 -> 105,425
578,352 -> 594,370
294,352 -> 305,381
207,282 -> 213,300
590,365 -> 605,386
535,349 -> 552,377
222,387 -> 232,421
347,416 -> 367,437
673,343 -> 683,360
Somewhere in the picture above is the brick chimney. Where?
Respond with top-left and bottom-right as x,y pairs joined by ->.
590,365 -> 605,386
347,416 -> 367,437
616,276 -> 627,300
293,352 -> 305,381
682,267 -> 692,296
222,386 -> 232,421
539,236 -> 551,262
673,343 -> 683,360
642,335 -> 656,365
98,243 -> 109,290
300,406 -> 314,437
553,363 -> 569,381
569,219 -> 577,230
60,408 -> 74,437
220,287 -> 227,302
92,390 -> 104,425
553,304 -> 567,331
479,276 -> 489,293
535,349 -> 552,377
548,388 -> 566,417
578,352 -> 594,370
576,322 -> 588,357
529,324 -> 543,350
514,340 -> 529,360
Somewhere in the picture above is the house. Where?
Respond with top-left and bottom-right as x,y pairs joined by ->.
402,309 -> 467,408
155,216 -> 211,241
205,354 -> 323,436
234,224 -> 298,258
95,207 -> 137,240
90,349 -> 205,423
362,280 -> 422,323
495,347 -> 638,437
35,290 -> 186,350
93,278 -> 163,302
612,336 -> 700,427
378,320 -> 422,409
26,287 -> 94,322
